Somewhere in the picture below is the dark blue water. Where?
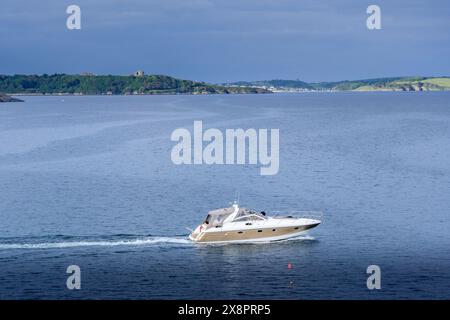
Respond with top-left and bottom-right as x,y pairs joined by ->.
0,93 -> 449,299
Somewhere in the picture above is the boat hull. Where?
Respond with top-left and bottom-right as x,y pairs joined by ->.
189,223 -> 319,244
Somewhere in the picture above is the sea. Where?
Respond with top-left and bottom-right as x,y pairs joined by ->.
0,92 -> 449,299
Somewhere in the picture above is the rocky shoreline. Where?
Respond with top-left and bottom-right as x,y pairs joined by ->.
0,93 -> 23,102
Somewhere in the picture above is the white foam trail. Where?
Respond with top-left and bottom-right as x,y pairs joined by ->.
0,237 -> 191,250
0,235 -> 316,250
285,235 -> 315,241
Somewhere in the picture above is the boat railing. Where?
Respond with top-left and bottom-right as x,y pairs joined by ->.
271,210 -> 324,221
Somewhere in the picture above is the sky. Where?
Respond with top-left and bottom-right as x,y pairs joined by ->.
0,0 -> 449,83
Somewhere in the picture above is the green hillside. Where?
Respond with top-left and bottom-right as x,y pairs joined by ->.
0,74 -> 269,95
354,77 -> 450,91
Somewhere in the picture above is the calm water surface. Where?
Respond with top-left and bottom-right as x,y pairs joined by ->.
0,93 -> 449,299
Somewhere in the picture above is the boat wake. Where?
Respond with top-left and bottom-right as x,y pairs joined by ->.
0,234 -> 316,250
0,235 -> 192,250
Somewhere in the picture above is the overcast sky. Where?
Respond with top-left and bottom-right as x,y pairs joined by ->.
0,0 -> 449,83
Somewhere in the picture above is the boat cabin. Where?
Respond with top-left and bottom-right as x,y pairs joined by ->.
203,206 -> 267,228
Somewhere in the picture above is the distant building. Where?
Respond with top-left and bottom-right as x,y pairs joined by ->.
80,72 -> 95,76
134,70 -> 145,77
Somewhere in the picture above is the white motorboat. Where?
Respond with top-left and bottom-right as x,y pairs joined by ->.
189,201 -> 321,243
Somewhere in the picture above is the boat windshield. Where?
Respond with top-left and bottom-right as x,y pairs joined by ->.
232,208 -> 267,222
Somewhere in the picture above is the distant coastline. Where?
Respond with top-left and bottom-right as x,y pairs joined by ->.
226,76 -> 450,92
0,74 -> 269,96
2,74 -> 450,98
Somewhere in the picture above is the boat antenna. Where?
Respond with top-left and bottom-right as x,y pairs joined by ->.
234,191 -> 240,205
